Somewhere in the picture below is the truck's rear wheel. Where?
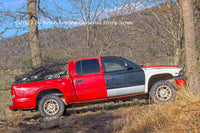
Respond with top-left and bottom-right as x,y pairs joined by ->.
38,95 -> 65,118
150,80 -> 176,103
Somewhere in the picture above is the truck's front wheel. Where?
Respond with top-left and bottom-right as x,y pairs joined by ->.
38,95 -> 65,118
150,80 -> 176,103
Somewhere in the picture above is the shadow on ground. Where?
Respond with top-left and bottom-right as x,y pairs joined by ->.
24,96 -> 149,121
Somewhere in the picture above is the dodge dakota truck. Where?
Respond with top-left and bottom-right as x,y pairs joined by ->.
9,55 -> 186,118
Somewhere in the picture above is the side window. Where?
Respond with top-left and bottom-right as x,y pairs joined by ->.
101,57 -> 128,72
76,59 -> 100,75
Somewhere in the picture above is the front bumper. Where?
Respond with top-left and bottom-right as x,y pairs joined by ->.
175,76 -> 186,87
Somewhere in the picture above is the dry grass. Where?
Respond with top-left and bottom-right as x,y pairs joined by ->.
119,87 -> 200,133
0,70 -> 13,120
0,91 -> 12,120
1,79 -> 200,133
0,70 -> 29,121
0,70 -> 15,91
0,90 -> 38,121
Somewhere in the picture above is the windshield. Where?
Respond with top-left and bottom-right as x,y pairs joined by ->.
120,57 -> 142,67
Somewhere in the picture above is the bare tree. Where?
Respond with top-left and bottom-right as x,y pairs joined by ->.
53,0 -> 132,57
0,4 -> 14,39
70,0 -> 109,57
136,0 -> 184,65
182,0 -> 200,94
27,0 -> 42,67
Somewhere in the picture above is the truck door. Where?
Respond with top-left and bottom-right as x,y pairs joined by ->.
101,56 -> 145,97
73,58 -> 107,101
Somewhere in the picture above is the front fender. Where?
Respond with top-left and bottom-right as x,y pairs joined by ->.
142,67 -> 182,93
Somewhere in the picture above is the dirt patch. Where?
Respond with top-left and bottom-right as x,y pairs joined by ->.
0,99 -> 148,133
0,109 -> 127,133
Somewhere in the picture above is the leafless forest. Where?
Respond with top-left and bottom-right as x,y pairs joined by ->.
0,0 -> 200,132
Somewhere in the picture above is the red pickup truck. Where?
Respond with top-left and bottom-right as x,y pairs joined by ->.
9,56 -> 185,118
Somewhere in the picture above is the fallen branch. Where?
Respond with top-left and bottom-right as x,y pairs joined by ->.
0,121 -> 13,127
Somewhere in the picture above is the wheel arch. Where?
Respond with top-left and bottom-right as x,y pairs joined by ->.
35,88 -> 67,107
147,73 -> 174,92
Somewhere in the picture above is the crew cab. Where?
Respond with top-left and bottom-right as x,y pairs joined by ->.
9,56 -> 186,118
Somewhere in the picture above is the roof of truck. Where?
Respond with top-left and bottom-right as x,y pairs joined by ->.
70,55 -> 120,62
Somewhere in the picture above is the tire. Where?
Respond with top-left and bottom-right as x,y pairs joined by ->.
38,95 -> 65,118
150,80 -> 176,103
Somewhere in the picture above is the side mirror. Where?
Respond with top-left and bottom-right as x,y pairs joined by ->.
126,64 -> 134,70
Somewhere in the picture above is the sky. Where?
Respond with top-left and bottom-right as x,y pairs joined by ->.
0,0 -> 147,39
1,0 -> 26,10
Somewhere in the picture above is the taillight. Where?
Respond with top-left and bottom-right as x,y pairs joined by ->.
11,89 -> 16,98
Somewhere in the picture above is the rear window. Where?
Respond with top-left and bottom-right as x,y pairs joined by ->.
75,59 -> 100,75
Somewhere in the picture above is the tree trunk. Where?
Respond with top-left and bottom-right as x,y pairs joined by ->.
27,0 -> 42,67
86,24 -> 90,57
174,42 -> 181,66
182,0 -> 200,94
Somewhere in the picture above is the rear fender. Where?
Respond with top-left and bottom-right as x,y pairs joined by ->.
35,87 -> 68,107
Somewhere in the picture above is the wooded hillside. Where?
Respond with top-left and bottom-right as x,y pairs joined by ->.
1,6 -> 199,71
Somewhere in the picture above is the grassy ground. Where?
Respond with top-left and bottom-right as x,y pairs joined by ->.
0,97 -> 149,132
1,87 -> 200,133
0,70 -> 16,120
119,87 -> 200,133
0,71 -> 15,91
0,91 -> 12,120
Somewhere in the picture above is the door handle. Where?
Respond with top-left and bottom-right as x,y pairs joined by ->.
76,80 -> 83,83
106,76 -> 112,80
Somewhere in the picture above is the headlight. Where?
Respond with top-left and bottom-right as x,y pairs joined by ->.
179,70 -> 184,76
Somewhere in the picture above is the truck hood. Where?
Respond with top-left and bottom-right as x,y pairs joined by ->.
141,65 -> 183,77
141,65 -> 183,70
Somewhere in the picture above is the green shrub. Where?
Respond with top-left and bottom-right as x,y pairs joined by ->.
0,84 -> 4,91
43,55 -> 56,62
22,58 -> 32,70
147,37 -> 158,43
148,44 -> 156,56
2,65 -> 11,71
118,41 -> 129,46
